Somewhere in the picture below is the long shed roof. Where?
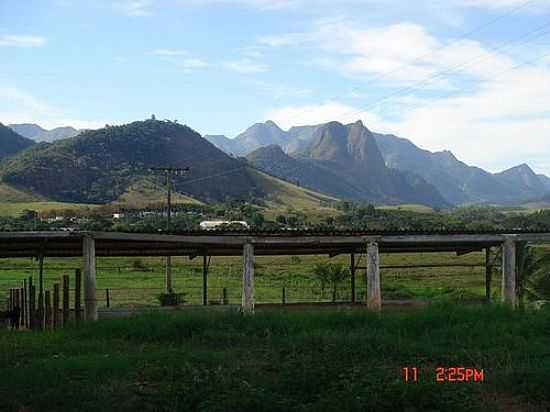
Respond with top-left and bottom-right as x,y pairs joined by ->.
0,230 -> 549,258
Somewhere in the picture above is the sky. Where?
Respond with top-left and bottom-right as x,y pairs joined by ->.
2,0 -> 550,174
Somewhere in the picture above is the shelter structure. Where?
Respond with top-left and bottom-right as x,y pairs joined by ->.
1,230 -> 549,318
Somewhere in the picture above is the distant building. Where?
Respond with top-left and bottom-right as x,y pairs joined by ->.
200,221 -> 250,230
112,213 -> 125,220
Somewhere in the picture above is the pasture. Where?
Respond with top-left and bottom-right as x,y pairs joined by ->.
1,251 -> 498,309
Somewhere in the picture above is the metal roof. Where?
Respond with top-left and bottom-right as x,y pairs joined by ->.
0,230 -> 548,258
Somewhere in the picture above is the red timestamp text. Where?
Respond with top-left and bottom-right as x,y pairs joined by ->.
402,367 -> 485,383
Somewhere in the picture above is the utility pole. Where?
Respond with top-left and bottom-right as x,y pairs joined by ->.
148,167 -> 190,295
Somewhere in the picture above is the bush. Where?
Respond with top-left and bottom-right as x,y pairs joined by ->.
131,259 -> 149,272
158,293 -> 185,306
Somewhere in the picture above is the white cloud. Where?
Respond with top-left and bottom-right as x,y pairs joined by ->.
115,0 -> 152,16
456,0 -> 550,11
0,35 -> 47,47
248,79 -> 311,99
223,58 -> 269,73
176,58 -> 212,72
264,101 -> 389,130
152,49 -> 188,56
0,86 -> 114,131
263,55 -> 550,175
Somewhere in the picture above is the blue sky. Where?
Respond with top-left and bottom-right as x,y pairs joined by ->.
2,0 -> 550,174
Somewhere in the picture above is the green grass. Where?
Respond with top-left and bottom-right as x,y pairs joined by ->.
379,204 -> 435,213
113,178 -> 204,208
1,305 -> 549,411
251,169 -> 340,221
0,201 -> 101,217
1,251 -> 500,308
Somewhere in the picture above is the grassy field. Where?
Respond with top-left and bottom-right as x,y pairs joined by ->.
1,251 -> 500,308
251,170 -> 340,221
1,305 -> 549,411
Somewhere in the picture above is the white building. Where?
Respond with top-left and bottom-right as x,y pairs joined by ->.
199,220 -> 250,230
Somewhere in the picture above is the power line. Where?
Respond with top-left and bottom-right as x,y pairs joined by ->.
355,0 -> 540,88
276,0 -> 541,128
340,21 -> 550,122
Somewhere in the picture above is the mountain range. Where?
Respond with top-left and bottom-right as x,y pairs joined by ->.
2,118 -> 549,209
8,123 -> 81,142
206,120 -> 550,206
262,120 -> 449,207
0,120 -> 334,209
0,123 -> 35,161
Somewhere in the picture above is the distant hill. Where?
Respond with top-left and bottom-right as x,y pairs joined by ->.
202,134 -> 244,156
0,123 -> 35,161
210,119 -> 550,206
247,145 -> 370,199
9,123 -> 81,142
538,174 -> 550,191
494,164 -> 546,199
205,121 -> 322,156
0,119 -> 335,208
248,121 -> 449,208
373,132 -> 550,205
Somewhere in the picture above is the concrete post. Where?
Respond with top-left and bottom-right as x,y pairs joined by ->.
82,235 -> 98,320
502,237 -> 516,307
366,241 -> 381,311
350,253 -> 356,304
242,242 -> 255,314
485,247 -> 493,303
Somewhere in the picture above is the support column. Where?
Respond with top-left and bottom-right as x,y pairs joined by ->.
502,237 -> 516,307
350,253 -> 356,304
366,242 -> 381,311
165,256 -> 173,294
203,254 -> 208,306
485,247 -> 493,304
242,242 -> 255,314
82,235 -> 98,321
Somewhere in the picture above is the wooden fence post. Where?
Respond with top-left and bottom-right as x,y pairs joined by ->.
22,280 -> 27,328
53,284 -> 60,329
75,269 -> 82,323
45,291 -> 52,329
282,287 -> 287,305
222,288 -> 228,305
27,277 -> 33,329
105,288 -> 110,308
20,287 -> 25,328
29,285 -> 36,330
14,289 -> 20,327
62,275 -> 70,326
8,289 -> 12,311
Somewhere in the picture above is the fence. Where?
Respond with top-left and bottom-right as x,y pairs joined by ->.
2,254 -> 495,321
5,270 -> 83,330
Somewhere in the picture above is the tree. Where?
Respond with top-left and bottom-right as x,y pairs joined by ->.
516,242 -> 550,309
276,215 -> 287,225
20,209 -> 38,221
251,213 -> 265,228
313,263 -> 350,302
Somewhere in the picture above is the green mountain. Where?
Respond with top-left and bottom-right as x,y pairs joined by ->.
247,145 -> 370,199
0,119 -> 307,204
9,123 -> 81,142
248,121 -> 450,208
0,122 -> 35,161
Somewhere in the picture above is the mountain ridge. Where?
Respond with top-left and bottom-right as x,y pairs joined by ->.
9,123 -> 81,142
0,123 -> 35,161
205,120 -> 549,206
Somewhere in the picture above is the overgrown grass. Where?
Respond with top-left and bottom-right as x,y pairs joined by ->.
1,305 -> 549,411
